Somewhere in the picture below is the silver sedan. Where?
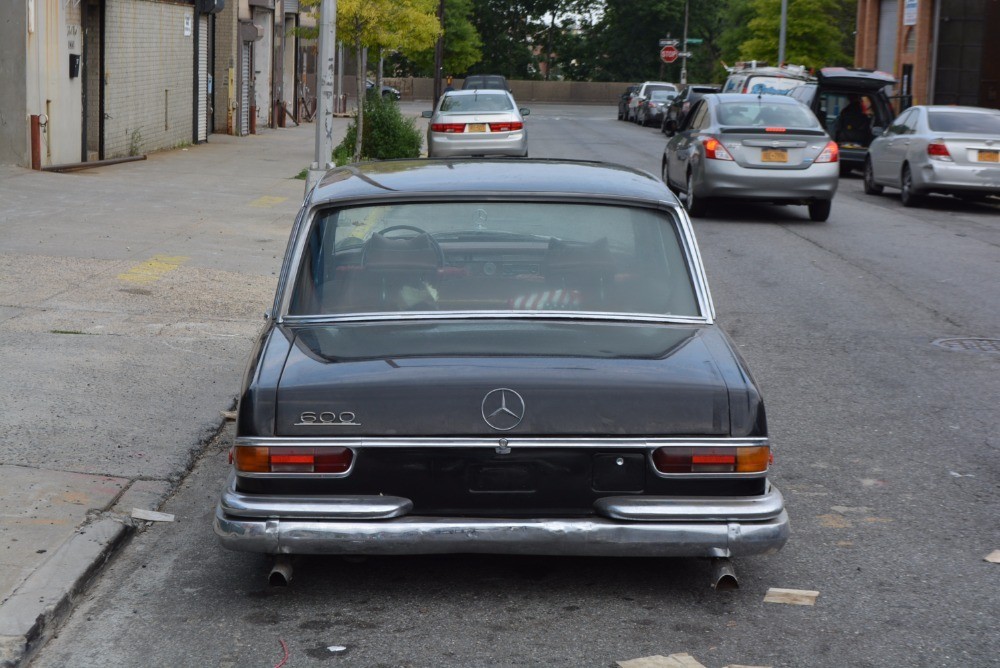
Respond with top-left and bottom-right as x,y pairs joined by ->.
864,105 -> 1000,206
422,90 -> 529,158
662,93 -> 840,221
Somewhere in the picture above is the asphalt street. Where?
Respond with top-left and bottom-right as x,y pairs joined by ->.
4,103 -> 999,668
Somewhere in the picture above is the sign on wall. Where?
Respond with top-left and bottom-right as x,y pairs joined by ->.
903,0 -> 919,26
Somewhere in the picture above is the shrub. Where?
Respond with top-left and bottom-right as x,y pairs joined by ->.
334,94 -> 422,165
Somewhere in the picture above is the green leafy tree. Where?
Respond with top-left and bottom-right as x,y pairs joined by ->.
338,0 -> 441,160
739,0 -> 850,68
333,93 -> 423,164
399,0 -> 483,77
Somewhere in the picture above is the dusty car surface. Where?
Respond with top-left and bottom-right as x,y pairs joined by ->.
422,90 -> 529,158
864,105 -> 1000,206
214,159 -> 789,585
662,93 -> 840,221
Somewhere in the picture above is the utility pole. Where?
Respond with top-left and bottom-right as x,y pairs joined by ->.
306,0 -> 337,195
432,0 -> 445,104
778,0 -> 788,65
680,0 -> 689,85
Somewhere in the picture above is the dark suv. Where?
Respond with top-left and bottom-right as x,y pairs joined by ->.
789,67 -> 897,175
661,85 -> 719,134
462,74 -> 510,91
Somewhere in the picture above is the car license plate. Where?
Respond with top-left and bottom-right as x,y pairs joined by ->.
467,123 -> 487,133
978,149 -> 999,163
761,148 -> 788,163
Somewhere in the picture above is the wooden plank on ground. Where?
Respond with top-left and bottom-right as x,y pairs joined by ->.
763,587 -> 820,606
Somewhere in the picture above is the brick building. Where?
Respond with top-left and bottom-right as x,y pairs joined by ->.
855,0 -> 1000,110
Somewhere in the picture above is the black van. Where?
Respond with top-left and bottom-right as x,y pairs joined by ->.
789,67 -> 897,175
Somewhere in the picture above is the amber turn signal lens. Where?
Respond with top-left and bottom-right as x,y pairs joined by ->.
652,446 -> 770,474
234,446 -> 270,473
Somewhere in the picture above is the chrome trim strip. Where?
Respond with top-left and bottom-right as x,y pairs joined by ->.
234,436 -> 769,449
221,475 -> 412,519
277,311 -> 711,326
214,487 -> 789,557
594,486 -> 784,522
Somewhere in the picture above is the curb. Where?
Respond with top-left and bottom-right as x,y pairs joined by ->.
0,518 -> 131,668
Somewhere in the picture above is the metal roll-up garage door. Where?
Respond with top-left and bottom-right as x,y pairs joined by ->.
197,15 -> 209,142
877,0 -> 898,76
241,42 -> 251,136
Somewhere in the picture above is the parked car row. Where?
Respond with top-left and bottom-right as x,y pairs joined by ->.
630,65 -> 998,214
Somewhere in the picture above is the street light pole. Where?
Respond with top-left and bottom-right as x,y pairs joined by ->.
778,0 -> 788,65
307,0 -> 337,195
680,0 -> 689,85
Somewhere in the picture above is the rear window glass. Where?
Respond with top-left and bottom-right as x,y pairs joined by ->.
743,76 -> 808,96
288,202 -> 700,318
649,90 -> 677,101
716,101 -> 820,128
440,94 -> 513,113
645,84 -> 676,95
928,111 -> 1000,134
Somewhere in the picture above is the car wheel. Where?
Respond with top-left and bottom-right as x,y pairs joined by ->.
863,158 -> 883,195
807,199 -> 832,222
900,165 -> 924,207
839,163 -> 854,177
617,108 -> 623,121
685,171 -> 708,217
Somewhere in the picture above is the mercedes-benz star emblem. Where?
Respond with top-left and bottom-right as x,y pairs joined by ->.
481,388 -> 525,431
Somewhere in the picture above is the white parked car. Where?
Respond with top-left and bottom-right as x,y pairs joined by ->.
422,90 -> 529,158
864,105 -> 1000,206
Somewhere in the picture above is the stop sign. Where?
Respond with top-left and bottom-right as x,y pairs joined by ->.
660,45 -> 679,64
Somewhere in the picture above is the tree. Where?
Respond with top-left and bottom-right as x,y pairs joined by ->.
338,0 -> 441,161
400,0 -> 483,77
738,0 -> 850,68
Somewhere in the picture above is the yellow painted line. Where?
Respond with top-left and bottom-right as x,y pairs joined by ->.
117,255 -> 188,285
346,206 -> 388,240
249,195 -> 288,208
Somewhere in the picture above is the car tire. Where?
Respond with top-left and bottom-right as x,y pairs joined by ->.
618,108 -> 623,120
900,165 -> 924,207
839,163 -> 854,177
807,199 -> 832,222
685,171 -> 708,217
863,158 -> 883,195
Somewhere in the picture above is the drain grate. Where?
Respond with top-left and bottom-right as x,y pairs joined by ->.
933,337 -> 1000,353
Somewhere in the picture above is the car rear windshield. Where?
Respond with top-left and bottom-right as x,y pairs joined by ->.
743,76 -> 808,96
440,94 -> 513,113
288,202 -> 700,318
716,100 -> 821,129
645,84 -> 676,94
927,110 -> 1000,134
649,91 -> 676,101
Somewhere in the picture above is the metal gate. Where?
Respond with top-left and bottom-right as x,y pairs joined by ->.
241,41 -> 251,136
197,15 -> 209,142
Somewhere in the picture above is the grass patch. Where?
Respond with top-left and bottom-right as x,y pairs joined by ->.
293,168 -> 308,180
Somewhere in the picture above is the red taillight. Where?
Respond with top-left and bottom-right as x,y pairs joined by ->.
765,127 -> 787,133
488,121 -> 523,132
234,446 -> 354,474
816,141 -> 839,163
682,102 -> 691,113
702,137 -> 735,161
927,141 -> 953,161
431,123 -> 466,133
652,446 -> 770,474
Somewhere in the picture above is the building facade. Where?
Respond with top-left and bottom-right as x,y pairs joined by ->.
856,0 -> 1000,110
1,0 -> 303,168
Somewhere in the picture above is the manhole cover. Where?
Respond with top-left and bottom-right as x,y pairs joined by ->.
933,337 -> 1000,353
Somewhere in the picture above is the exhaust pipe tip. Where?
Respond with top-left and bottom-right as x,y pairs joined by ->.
269,557 -> 293,587
710,558 -> 739,591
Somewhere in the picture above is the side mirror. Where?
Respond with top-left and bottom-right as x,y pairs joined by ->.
871,126 -> 885,137
520,108 -> 530,116
421,110 -> 433,118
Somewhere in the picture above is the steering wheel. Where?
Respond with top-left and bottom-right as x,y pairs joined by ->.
373,225 -> 445,266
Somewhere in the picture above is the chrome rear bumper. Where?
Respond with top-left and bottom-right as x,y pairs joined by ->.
214,475 -> 789,558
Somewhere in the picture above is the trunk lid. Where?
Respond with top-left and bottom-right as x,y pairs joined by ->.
274,320 -> 734,437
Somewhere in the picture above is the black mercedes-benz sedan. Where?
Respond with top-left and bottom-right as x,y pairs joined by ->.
214,159 -> 788,584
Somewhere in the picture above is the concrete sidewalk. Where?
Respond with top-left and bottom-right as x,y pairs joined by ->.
0,117 -> 353,667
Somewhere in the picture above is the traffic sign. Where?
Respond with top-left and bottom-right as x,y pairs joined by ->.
659,38 -> 679,47
660,44 -> 679,64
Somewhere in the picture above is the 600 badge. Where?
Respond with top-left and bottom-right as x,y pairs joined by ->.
295,411 -> 361,426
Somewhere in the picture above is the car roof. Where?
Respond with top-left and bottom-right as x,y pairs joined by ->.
921,105 -> 1000,114
706,93 -> 804,105
444,89 -> 511,97
310,160 -> 673,207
